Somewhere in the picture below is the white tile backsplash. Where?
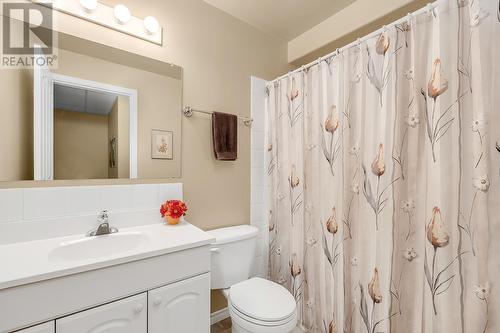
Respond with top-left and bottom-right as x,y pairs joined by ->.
159,183 -> 183,204
0,189 -> 23,223
251,185 -> 264,205
251,111 -> 265,130
255,238 -> 264,257
251,76 -> 268,278
101,185 -> 133,212
251,150 -> 264,168
24,188 -> 66,220
252,220 -> 267,236
0,183 -> 183,245
64,186 -> 102,216
132,184 -> 160,210
251,203 -> 264,222
251,130 -> 265,148
251,168 -> 264,187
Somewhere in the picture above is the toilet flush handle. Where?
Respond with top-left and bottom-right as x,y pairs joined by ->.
210,247 -> 219,253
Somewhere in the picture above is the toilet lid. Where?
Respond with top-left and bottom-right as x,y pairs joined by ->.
229,277 -> 296,322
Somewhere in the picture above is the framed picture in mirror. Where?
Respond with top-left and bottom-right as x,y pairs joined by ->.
151,130 -> 173,160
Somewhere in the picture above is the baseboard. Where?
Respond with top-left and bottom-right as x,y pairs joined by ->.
210,307 -> 230,325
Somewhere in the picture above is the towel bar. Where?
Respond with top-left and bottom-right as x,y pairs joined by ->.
183,106 -> 253,126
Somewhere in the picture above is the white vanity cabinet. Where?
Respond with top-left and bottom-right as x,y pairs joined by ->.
16,322 -> 54,333
0,222 -> 215,333
148,273 -> 210,333
56,293 -> 147,333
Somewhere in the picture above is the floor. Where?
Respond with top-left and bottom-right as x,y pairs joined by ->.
211,318 -> 232,333
210,318 -> 304,333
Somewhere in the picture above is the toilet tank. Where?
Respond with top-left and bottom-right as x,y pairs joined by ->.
207,225 -> 259,289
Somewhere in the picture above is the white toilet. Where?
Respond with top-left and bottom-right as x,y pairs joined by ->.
208,225 -> 298,333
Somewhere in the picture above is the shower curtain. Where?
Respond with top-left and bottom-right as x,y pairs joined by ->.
265,0 -> 500,332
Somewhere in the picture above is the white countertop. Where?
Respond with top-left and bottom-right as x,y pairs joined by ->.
0,222 -> 215,290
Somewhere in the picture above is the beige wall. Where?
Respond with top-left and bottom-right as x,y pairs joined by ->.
108,100 -> 119,179
0,69 -> 33,181
288,0 -> 428,65
54,109 -> 109,180
107,97 -> 130,179
117,97 -> 130,179
0,0 -> 290,313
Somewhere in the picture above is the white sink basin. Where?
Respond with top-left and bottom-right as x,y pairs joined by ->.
0,222 -> 216,291
49,232 -> 149,262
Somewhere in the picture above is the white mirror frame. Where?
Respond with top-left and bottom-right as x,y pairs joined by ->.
34,71 -> 138,180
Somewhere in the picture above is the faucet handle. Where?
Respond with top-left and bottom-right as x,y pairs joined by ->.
97,210 -> 109,223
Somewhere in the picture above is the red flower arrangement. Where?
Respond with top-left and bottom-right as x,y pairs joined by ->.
160,200 -> 188,225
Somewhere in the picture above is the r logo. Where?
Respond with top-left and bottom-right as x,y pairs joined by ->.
2,2 -> 53,54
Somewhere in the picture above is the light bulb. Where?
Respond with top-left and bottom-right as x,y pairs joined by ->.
80,0 -> 97,13
114,4 -> 131,24
144,16 -> 159,34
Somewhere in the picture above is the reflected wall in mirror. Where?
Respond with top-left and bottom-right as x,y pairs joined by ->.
53,84 -> 131,180
0,32 -> 183,182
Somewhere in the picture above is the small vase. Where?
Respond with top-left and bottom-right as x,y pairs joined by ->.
165,216 -> 180,225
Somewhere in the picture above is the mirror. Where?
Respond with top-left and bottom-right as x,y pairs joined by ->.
0,31 -> 183,182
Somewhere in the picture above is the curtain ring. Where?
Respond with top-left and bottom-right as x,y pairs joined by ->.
427,3 -> 434,17
406,13 -> 412,25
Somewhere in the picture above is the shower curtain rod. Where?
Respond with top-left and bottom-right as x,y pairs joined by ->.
268,0 -> 444,85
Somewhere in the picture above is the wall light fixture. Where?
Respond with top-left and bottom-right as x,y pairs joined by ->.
113,4 -> 131,24
31,0 -> 163,45
144,16 -> 159,34
79,0 -> 97,13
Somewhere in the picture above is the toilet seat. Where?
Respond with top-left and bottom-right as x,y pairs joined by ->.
229,277 -> 297,325
229,302 -> 296,327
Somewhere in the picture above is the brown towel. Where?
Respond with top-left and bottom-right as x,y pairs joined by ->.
212,112 -> 237,161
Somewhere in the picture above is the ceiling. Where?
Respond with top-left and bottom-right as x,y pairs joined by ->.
203,0 -> 356,41
54,84 -> 118,116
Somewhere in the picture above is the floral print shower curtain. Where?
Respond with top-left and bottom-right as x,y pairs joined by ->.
265,0 -> 500,332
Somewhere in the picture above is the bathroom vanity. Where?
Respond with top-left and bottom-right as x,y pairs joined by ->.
0,222 -> 215,333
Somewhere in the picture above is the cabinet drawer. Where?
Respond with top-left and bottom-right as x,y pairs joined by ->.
56,293 -> 147,333
148,273 -> 210,333
15,322 -> 54,333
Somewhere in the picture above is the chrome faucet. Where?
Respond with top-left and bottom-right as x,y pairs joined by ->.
86,210 -> 118,237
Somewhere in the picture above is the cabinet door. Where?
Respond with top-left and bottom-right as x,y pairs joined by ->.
16,322 -> 54,333
56,293 -> 147,333
148,273 -> 210,333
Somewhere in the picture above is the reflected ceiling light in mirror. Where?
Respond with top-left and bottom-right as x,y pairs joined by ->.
79,0 -> 97,13
114,4 -> 131,24
144,16 -> 160,34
